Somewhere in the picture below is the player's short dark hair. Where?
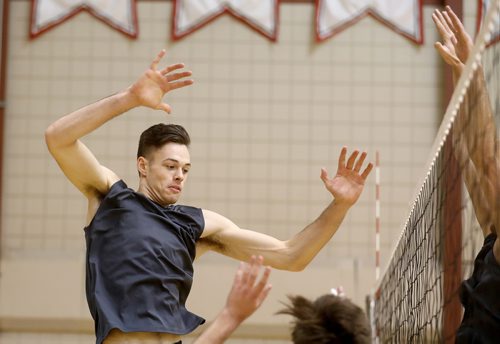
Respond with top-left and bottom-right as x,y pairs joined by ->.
278,294 -> 371,344
137,123 -> 190,159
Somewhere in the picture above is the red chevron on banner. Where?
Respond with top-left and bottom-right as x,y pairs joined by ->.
315,0 -> 424,45
30,0 -> 138,39
172,0 -> 279,42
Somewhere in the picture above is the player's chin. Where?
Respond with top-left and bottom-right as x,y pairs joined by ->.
163,193 -> 180,205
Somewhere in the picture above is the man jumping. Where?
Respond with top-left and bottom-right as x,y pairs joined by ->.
45,50 -> 373,344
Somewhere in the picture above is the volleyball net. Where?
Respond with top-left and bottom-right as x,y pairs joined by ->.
370,2 -> 500,342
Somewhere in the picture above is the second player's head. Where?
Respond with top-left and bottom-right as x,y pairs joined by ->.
279,293 -> 371,344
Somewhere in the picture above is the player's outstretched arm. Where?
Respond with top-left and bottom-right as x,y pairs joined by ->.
433,6 -> 495,167
433,7 -> 499,237
200,147 -> 372,271
193,256 -> 272,344
45,50 -> 193,201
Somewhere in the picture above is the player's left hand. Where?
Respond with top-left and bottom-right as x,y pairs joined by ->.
432,6 -> 473,74
320,147 -> 373,207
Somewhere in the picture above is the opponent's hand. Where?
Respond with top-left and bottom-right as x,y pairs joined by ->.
128,49 -> 193,113
432,6 -> 473,74
225,256 -> 272,323
320,147 -> 373,207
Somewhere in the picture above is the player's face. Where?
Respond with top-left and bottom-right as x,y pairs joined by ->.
141,143 -> 191,206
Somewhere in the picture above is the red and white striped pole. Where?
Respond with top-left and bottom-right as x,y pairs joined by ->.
375,151 -> 380,281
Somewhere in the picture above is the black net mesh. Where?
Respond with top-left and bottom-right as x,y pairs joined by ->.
371,2 -> 500,342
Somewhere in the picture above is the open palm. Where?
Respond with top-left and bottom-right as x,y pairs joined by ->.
128,50 -> 193,113
432,7 -> 473,71
321,147 -> 373,206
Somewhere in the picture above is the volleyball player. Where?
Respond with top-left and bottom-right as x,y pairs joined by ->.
433,6 -> 500,342
45,49 -> 373,344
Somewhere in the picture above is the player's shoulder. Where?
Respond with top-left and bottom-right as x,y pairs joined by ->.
171,204 -> 204,217
200,209 -> 239,238
201,209 -> 230,224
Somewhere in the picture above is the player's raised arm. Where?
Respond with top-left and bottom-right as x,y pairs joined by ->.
434,7 -> 499,237
45,50 -> 193,201
200,147 -> 372,271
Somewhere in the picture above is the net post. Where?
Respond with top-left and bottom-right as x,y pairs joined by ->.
442,137 -> 462,343
0,0 -> 9,261
366,293 -> 378,344
441,2 -> 464,341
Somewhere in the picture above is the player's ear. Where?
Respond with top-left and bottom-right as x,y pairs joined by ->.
137,156 -> 148,177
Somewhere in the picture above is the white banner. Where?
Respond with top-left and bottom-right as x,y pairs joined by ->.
316,0 -> 423,44
30,0 -> 138,39
173,0 -> 279,41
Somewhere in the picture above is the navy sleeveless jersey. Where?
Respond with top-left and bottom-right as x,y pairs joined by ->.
84,180 -> 206,344
457,233 -> 500,343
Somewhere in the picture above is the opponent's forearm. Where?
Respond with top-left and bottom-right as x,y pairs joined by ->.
467,67 -> 496,166
462,157 -> 495,233
454,66 -> 499,235
451,64 -> 463,86
192,309 -> 241,344
45,90 -> 139,149
285,200 -> 350,271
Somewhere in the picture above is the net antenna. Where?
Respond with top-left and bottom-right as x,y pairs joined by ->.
369,1 -> 500,342
375,150 -> 381,282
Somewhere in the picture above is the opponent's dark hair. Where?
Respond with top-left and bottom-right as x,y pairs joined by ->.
137,123 -> 190,159
277,294 -> 371,344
